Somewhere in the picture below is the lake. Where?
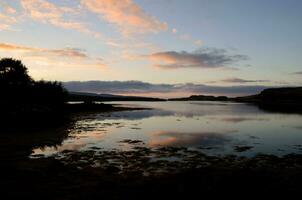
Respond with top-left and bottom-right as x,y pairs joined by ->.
32,101 -> 302,157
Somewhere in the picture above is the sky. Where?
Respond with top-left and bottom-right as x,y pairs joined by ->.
0,0 -> 302,97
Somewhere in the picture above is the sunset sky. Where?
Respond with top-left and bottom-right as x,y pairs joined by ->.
1,0 -> 302,97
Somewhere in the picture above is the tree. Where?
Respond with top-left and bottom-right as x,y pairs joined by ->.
32,80 -> 68,106
0,58 -> 68,112
0,58 -> 32,87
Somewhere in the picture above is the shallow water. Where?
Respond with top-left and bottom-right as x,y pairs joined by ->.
32,101 -> 302,157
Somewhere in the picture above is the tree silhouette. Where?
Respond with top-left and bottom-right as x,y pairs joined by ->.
0,58 -> 32,87
0,58 -> 67,114
32,80 -> 68,106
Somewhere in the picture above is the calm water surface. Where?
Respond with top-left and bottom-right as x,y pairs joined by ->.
32,101 -> 302,157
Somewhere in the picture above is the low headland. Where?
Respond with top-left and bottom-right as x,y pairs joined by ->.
168,87 -> 302,113
169,87 -> 302,105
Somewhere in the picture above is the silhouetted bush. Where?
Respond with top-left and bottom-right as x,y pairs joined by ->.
30,80 -> 68,107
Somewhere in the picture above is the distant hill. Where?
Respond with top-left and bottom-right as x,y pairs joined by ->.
234,87 -> 302,110
68,91 -> 166,102
234,87 -> 302,105
68,87 -> 302,105
168,87 -> 302,106
234,87 -> 302,113
168,87 -> 302,114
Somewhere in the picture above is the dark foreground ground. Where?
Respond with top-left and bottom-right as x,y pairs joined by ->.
2,144 -> 302,199
1,104 -> 302,199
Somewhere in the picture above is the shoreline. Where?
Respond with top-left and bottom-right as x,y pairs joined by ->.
1,102 -> 150,130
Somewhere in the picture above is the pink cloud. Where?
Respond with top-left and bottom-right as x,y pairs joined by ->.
80,0 -> 167,36
0,4 -> 18,31
20,0 -> 100,37
0,42 -> 105,68
4,5 -> 17,14
0,43 -> 84,57
146,48 -> 248,70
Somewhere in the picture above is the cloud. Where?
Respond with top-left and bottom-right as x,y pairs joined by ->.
146,48 -> 248,70
0,42 -> 105,68
179,34 -> 191,41
0,3 -> 18,31
194,40 -> 203,46
210,78 -> 269,84
0,14 -> 16,24
63,80 -> 268,97
4,6 -> 16,14
0,23 -> 11,31
0,43 -> 32,51
20,0 -> 100,37
80,0 -> 167,36
292,71 -> 302,75
64,80 -> 174,94
0,43 -> 87,58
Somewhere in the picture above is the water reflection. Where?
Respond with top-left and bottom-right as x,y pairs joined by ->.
96,109 -> 174,120
149,130 -> 236,148
216,117 -> 270,123
1,123 -> 71,158
30,101 -> 302,157
291,126 -> 302,130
